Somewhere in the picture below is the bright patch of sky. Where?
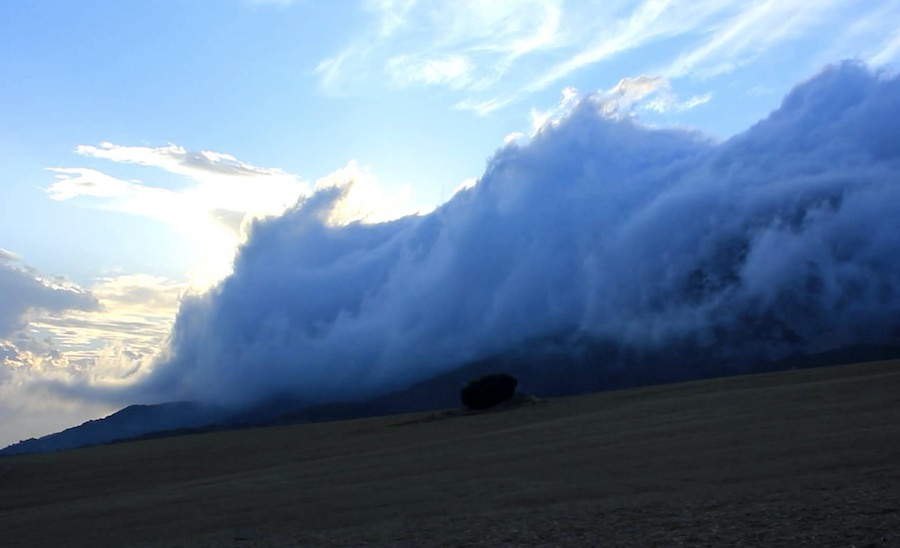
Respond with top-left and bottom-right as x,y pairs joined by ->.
0,0 -> 898,446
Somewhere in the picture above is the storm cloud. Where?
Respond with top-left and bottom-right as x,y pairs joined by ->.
139,62 -> 900,408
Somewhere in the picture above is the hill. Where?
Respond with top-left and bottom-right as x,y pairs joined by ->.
0,359 -> 898,546
5,343 -> 899,456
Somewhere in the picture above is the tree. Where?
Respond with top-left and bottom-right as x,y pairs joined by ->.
460,373 -> 518,410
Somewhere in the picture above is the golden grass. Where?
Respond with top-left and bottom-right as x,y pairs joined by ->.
1,360 -> 899,547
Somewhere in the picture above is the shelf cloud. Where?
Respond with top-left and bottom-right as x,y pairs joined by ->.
93,61 -> 900,408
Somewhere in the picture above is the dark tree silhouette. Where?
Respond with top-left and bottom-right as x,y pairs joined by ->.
460,373 -> 518,410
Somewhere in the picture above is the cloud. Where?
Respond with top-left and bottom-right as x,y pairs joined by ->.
643,91 -> 713,113
48,143 -> 311,288
0,250 -> 99,340
36,274 -> 184,355
83,61 -> 898,411
0,271 -> 184,377
76,142 -> 281,179
318,1 -> 900,116
523,78 -> 708,135
662,0 -> 841,79
870,29 -> 900,67
0,271 -> 187,443
317,0 -> 564,93
31,150 -> 419,408
387,54 -> 474,88
0,252 -> 130,446
49,147 -> 417,247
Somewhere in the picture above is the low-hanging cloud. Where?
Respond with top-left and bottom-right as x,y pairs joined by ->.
135,61 -> 900,408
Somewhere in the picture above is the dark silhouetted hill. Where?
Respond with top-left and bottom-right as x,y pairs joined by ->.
3,343 -> 899,457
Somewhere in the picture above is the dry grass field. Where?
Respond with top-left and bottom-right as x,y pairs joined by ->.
1,359 -> 899,547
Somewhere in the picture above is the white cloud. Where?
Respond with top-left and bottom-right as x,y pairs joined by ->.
454,96 -> 517,116
529,86 -> 579,132
317,0 -> 564,93
6,154 -> 423,426
127,63 -> 900,413
517,78 -> 707,142
387,54 -> 473,88
870,30 -> 900,67
48,144 -> 426,289
49,143 -> 311,288
643,91 -> 713,113
318,0 -> 897,117
367,0 -> 419,37
663,0 -> 840,79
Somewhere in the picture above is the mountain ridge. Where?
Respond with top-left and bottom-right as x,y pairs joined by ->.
4,342 -> 898,457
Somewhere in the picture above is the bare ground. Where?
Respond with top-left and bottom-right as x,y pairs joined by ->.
1,359 -> 899,547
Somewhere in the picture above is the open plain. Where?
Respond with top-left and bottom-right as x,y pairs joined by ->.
1,359 -> 899,547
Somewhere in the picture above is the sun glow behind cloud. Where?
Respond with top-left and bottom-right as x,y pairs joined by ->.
47,143 -> 428,288
0,144 -> 427,444
47,143 -> 313,289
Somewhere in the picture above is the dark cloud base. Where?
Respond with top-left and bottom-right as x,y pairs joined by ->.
137,61 -> 900,409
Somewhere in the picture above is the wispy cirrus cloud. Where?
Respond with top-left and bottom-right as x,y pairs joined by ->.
317,0 -> 900,115
661,0 -> 845,79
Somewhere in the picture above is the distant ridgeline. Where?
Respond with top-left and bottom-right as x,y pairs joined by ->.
3,343 -> 899,457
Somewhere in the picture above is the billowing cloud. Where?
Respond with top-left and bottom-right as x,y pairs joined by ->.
104,61 -> 899,410
22,150 -> 418,413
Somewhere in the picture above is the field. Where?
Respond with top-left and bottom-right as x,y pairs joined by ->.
1,360 -> 899,547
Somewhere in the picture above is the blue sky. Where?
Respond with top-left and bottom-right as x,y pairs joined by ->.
1,0 -> 899,446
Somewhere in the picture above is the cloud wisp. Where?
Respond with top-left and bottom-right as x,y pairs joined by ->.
316,1 -> 900,114
89,61 -> 900,410
47,144 -> 420,289
47,142 -> 311,288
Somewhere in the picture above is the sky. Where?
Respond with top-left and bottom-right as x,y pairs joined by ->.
2,0 -> 900,448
